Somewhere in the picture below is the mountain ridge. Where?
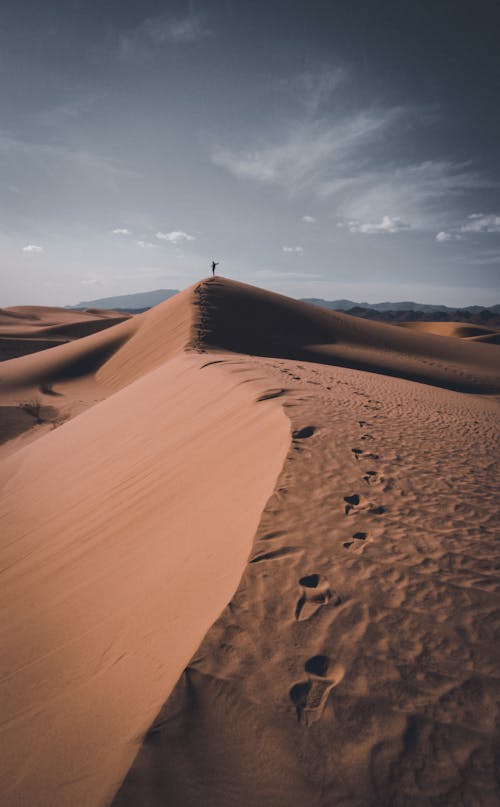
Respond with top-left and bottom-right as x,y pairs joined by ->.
69,287 -> 500,315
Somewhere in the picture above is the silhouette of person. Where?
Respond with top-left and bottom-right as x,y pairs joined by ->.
211,260 -> 219,277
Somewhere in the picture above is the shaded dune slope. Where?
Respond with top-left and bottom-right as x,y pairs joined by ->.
0,306 -> 131,361
193,279 -> 500,393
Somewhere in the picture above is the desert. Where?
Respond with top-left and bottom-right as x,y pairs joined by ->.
1,276 -> 499,806
2,2 -> 500,804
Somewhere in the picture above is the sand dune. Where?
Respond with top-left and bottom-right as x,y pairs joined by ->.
191,279 -> 500,394
0,286 -> 289,806
399,319 -> 500,342
1,277 -> 499,806
0,306 -> 131,362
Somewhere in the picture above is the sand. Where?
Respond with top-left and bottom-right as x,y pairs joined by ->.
399,320 -> 500,345
0,305 -> 131,361
1,278 -> 499,806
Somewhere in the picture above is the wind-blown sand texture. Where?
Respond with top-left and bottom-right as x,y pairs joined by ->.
1,278 -> 499,806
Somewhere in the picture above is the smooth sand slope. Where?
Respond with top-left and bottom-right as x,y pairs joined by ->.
1,278 -> 499,806
0,284 -> 289,806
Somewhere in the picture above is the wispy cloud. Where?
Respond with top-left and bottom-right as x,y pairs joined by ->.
331,161 -> 491,231
281,68 -> 347,117
112,227 -> 131,235
460,213 -> 500,233
156,230 -> 195,244
302,215 -> 316,223
0,130 -> 136,202
120,11 -> 211,58
22,244 -> 43,253
435,213 -> 500,241
211,66 -> 496,234
342,215 -> 410,235
213,110 -> 399,195
136,240 -> 156,248
282,245 -> 304,253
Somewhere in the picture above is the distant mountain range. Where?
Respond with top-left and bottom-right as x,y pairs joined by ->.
301,298 -> 500,314
71,288 -> 500,325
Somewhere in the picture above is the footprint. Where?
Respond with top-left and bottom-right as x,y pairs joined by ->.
295,573 -> 340,621
292,425 -> 316,439
363,470 -> 377,483
343,532 -> 366,549
305,655 -> 330,676
250,547 -> 301,564
344,493 -> 360,514
260,530 -> 287,541
290,656 -> 344,725
351,448 -> 363,458
257,388 -> 286,401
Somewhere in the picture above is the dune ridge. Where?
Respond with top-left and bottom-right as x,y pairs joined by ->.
0,282 -> 290,806
1,277 -> 499,806
190,278 -> 500,394
112,281 -> 500,807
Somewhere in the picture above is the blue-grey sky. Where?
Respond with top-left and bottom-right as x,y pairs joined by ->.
1,0 -> 500,306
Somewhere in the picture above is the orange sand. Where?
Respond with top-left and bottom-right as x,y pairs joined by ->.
0,305 -> 131,361
1,278 -> 499,806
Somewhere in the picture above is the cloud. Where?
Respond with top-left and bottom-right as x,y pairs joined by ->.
211,76 -> 495,232
344,215 -> 410,235
281,68 -> 347,117
435,230 -> 462,242
136,240 -> 156,248
22,244 -> 43,253
112,228 -> 131,235
282,245 -> 304,253
212,110 -> 400,194
0,131 -> 136,184
120,11 -> 211,58
332,161 -> 491,232
460,213 -> 500,233
302,215 -> 316,223
155,230 -> 195,244
434,213 -> 500,242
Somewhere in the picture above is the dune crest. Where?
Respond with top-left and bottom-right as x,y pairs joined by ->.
1,277 -> 499,806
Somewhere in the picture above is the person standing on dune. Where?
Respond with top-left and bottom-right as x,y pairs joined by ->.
211,260 -> 219,277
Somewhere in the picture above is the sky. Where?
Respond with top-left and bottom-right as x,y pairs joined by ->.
1,0 -> 500,307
